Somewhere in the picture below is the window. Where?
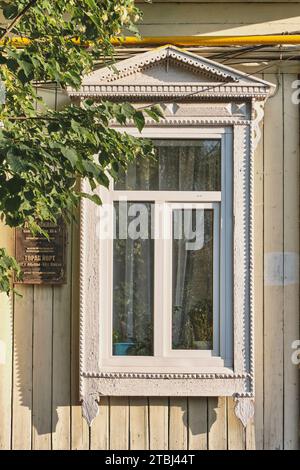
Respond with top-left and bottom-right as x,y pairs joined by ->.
99,128 -> 232,372
76,46 -> 274,427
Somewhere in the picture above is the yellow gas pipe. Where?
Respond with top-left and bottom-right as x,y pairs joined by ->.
111,35 -> 300,47
2,35 -> 300,48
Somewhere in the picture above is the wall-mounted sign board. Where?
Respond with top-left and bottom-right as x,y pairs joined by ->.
15,220 -> 67,285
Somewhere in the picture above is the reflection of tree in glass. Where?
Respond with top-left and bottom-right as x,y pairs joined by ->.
115,140 -> 221,192
175,300 -> 213,350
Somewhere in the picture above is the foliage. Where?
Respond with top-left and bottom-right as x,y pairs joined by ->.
0,247 -> 22,293
0,0 -> 163,293
0,101 -> 162,227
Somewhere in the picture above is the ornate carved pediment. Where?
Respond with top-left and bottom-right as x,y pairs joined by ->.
68,45 -> 274,100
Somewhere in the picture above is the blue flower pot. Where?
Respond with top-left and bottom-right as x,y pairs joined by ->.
113,342 -> 135,356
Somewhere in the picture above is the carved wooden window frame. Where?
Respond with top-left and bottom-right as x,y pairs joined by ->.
73,47 -> 275,427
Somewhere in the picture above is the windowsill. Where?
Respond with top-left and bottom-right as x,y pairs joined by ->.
98,357 -> 233,374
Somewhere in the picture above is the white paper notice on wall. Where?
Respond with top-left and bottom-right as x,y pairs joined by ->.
0,340 -> 6,364
264,252 -> 299,286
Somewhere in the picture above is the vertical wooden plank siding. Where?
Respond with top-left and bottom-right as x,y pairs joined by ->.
0,224 -> 14,450
51,230 -> 72,450
109,397 -> 129,450
188,398 -> 208,450
283,74 -> 300,450
263,73 -> 284,450
32,286 -> 53,450
90,396 -> 109,450
169,398 -> 188,450
207,397 -> 227,450
129,397 -> 149,450
149,397 -> 169,450
12,286 -> 34,450
248,73 -> 265,450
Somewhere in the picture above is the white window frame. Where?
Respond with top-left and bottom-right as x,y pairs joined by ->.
79,119 -> 254,424
75,47 -> 275,427
163,201 -> 220,360
98,127 -> 232,374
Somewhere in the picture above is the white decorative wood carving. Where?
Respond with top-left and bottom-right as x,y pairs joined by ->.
68,46 -> 273,101
252,99 -> 266,151
82,394 -> 99,427
235,397 -> 255,428
68,46 -> 275,428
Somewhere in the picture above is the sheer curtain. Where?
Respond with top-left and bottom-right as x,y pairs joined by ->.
113,140 -> 220,355
172,208 -> 213,350
113,201 -> 154,356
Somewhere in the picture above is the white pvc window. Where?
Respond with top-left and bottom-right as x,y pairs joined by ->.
99,127 -> 232,373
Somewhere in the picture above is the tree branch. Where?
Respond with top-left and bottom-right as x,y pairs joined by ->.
0,0 -> 39,41
6,115 -> 59,121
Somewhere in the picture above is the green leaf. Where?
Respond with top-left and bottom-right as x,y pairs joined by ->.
5,195 -> 21,212
127,23 -> 140,35
6,176 -> 25,194
48,122 -> 61,133
151,105 -> 164,119
6,58 -> 19,73
144,109 -> 160,122
17,69 -> 29,84
60,147 -> 78,166
80,192 -> 102,205
0,247 -> 22,294
6,150 -> 26,172
18,58 -> 34,77
24,190 -> 35,202
111,161 -> 119,174
82,159 -> 97,174
133,111 -> 145,132
3,3 -> 18,19
121,103 -> 135,119
70,119 -> 81,133
85,0 -> 98,10
96,172 -> 110,188
145,105 -> 164,121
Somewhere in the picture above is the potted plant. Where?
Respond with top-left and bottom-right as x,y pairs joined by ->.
188,299 -> 213,349
113,329 -> 135,356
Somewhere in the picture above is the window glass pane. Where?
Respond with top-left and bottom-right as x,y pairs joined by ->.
113,202 -> 154,356
115,139 -> 221,191
172,209 -> 214,350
